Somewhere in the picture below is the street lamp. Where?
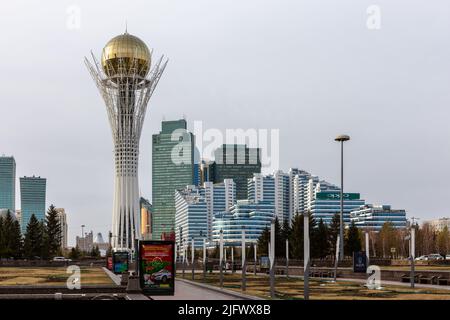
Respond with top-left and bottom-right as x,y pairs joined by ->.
334,134 -> 350,261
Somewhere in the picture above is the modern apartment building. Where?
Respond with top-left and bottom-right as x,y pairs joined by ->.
350,204 -> 407,231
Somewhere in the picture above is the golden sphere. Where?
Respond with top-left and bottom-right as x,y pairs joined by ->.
101,33 -> 151,80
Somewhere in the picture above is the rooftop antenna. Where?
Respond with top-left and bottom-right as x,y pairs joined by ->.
125,20 -> 128,34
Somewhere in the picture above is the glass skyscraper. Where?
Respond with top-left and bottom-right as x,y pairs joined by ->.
0,156 -> 16,213
212,144 -> 261,200
20,176 -> 46,234
152,119 -> 194,240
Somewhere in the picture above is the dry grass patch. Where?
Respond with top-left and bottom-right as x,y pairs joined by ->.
0,267 -> 113,286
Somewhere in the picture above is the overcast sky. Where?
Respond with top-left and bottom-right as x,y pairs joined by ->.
1,0 -> 449,246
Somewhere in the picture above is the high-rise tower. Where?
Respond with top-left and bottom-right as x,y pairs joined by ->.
0,156 -> 16,212
85,32 -> 167,250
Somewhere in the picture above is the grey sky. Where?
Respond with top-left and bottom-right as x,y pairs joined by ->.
1,0 -> 449,246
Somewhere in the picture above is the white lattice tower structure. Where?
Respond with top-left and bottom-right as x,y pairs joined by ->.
85,32 -> 167,251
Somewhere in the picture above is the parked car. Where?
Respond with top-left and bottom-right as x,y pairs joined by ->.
415,255 -> 428,261
52,256 -> 72,262
446,255 -> 450,260
427,254 -> 444,261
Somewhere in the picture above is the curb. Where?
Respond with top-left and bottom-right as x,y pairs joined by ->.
177,278 -> 265,300
102,267 -> 122,286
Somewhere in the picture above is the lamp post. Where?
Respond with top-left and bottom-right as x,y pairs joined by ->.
242,227 -> 246,291
191,237 -> 195,280
334,134 -> 350,260
219,229 -> 224,289
269,219 -> 275,299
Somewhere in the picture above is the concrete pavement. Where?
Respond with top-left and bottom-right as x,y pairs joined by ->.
151,279 -> 243,300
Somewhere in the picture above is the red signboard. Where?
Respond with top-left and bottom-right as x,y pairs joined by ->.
107,256 -> 113,270
139,240 -> 175,296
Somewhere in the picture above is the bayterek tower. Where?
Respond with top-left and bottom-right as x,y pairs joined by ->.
85,31 -> 167,251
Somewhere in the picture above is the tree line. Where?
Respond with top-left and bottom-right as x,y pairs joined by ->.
0,205 -> 62,259
256,212 -> 362,260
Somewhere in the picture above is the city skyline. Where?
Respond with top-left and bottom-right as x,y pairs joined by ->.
1,1 -> 450,246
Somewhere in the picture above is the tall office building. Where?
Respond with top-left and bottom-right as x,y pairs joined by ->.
20,176 -> 46,234
76,231 -> 94,253
212,144 -> 261,200
0,156 -> 16,212
56,208 -> 68,249
152,119 -> 195,240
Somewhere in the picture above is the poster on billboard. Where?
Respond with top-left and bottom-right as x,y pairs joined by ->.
353,251 -> 367,273
106,256 -> 113,270
139,240 -> 175,296
112,251 -> 129,274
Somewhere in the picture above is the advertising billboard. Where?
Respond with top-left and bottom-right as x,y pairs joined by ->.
353,251 -> 367,273
106,256 -> 113,270
139,240 -> 175,296
112,251 -> 129,274
316,192 -> 360,200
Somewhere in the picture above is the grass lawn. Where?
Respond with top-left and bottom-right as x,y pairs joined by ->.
381,265 -> 450,272
0,267 -> 114,286
190,273 -> 450,300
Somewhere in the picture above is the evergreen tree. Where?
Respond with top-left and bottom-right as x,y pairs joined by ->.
257,226 -> 270,256
328,213 -> 341,258
10,220 -> 23,259
69,245 -> 81,260
289,213 -> 304,259
23,214 -> 44,259
45,205 -> 61,257
345,221 -> 362,257
90,245 -> 100,258
314,218 -> 329,259
274,218 -> 284,258
0,216 -> 5,257
40,221 -> 50,260
1,212 -> 14,257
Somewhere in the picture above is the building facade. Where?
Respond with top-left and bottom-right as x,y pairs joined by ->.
427,218 -> 450,232
212,144 -> 261,200
55,208 -> 68,249
152,119 -> 195,240
175,179 -> 235,249
350,204 -> 407,231
20,176 -> 46,234
212,200 -> 274,246
308,189 -> 365,225
76,231 -> 94,253
140,197 -> 152,240
0,156 -> 16,212
248,171 -> 290,223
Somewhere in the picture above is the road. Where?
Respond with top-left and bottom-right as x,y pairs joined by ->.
151,280 -> 242,300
